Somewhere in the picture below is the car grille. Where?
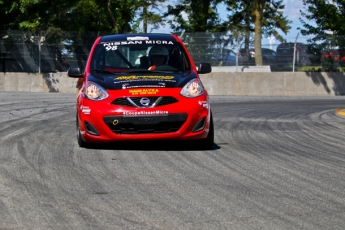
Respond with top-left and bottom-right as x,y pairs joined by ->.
103,114 -> 187,134
112,96 -> 178,108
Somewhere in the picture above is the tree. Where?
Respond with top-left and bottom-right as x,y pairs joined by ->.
300,0 -> 345,46
134,0 -> 165,33
225,0 -> 291,65
164,0 -> 225,33
253,0 -> 265,65
0,0 -> 140,33
163,0 -> 225,65
66,0 -> 138,33
226,0 -> 255,63
0,1 -> 22,30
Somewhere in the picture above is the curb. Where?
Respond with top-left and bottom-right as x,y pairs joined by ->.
335,108 -> 345,117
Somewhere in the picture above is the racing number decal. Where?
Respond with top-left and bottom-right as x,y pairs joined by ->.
103,44 -> 118,51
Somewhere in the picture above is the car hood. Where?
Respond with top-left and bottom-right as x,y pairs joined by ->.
87,71 -> 198,90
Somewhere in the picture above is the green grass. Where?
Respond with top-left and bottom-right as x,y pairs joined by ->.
273,65 -> 345,72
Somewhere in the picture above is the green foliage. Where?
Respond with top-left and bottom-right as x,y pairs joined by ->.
164,0 -> 225,33
300,0 -> 345,50
300,0 -> 345,71
225,0 -> 291,65
0,1 -> 22,29
1,0 -> 292,44
0,0 -> 293,69
134,0 -> 165,33
19,20 -> 41,30
262,0 -> 291,41
45,27 -> 64,44
0,0 -> 158,33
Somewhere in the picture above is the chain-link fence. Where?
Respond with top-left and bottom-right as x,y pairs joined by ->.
182,32 -> 345,72
0,30 -> 342,73
0,30 -> 107,73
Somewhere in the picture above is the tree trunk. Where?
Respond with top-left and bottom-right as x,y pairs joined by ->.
143,2 -> 147,33
253,0 -> 266,66
244,11 -> 251,64
107,0 -> 118,33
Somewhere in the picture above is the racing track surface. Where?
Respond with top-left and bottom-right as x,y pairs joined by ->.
1,92 -> 345,230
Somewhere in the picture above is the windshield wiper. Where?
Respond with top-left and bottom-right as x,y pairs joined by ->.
92,69 -> 115,74
128,69 -> 180,73
128,69 -> 152,73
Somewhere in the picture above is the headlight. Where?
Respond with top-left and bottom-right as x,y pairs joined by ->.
180,78 -> 204,98
84,81 -> 109,100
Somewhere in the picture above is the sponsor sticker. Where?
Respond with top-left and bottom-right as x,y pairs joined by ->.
115,75 -> 175,81
127,36 -> 149,41
80,105 -> 91,114
129,88 -> 159,95
122,85 -> 165,89
102,40 -> 174,50
115,76 -> 175,87
123,110 -> 168,116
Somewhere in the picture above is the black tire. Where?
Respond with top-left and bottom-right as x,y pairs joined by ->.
196,112 -> 214,150
76,115 -> 88,148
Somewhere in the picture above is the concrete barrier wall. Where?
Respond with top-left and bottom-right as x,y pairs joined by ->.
0,72 -> 78,94
1,71 -> 345,96
201,71 -> 345,96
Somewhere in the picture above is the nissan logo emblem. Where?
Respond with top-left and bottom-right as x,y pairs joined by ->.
140,97 -> 150,106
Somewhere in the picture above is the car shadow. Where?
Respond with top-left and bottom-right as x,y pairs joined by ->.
85,140 -> 221,151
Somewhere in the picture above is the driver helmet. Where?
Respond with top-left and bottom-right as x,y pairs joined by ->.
148,46 -> 169,65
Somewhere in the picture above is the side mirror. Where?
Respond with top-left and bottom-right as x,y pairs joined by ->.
67,66 -> 83,78
197,62 -> 212,74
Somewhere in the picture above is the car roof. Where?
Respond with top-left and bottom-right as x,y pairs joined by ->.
99,33 -> 178,43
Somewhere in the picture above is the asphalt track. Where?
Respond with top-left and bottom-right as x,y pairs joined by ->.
1,92 -> 345,230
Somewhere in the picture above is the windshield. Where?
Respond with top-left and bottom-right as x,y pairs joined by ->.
90,41 -> 192,73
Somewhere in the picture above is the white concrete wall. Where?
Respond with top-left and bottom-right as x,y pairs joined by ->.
1,71 -> 345,96
0,72 -> 78,94
200,71 -> 345,96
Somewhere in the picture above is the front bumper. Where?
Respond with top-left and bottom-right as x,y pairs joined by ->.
77,90 -> 211,143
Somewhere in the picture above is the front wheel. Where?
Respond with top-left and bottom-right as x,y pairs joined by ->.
76,115 -> 89,148
195,113 -> 214,150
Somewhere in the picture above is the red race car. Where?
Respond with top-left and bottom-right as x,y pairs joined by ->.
68,33 -> 214,149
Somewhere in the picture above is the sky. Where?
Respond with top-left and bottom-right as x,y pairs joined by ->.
151,0 -> 317,51
274,0 -> 315,44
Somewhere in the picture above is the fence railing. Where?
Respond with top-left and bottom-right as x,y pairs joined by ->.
0,30 -> 342,73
